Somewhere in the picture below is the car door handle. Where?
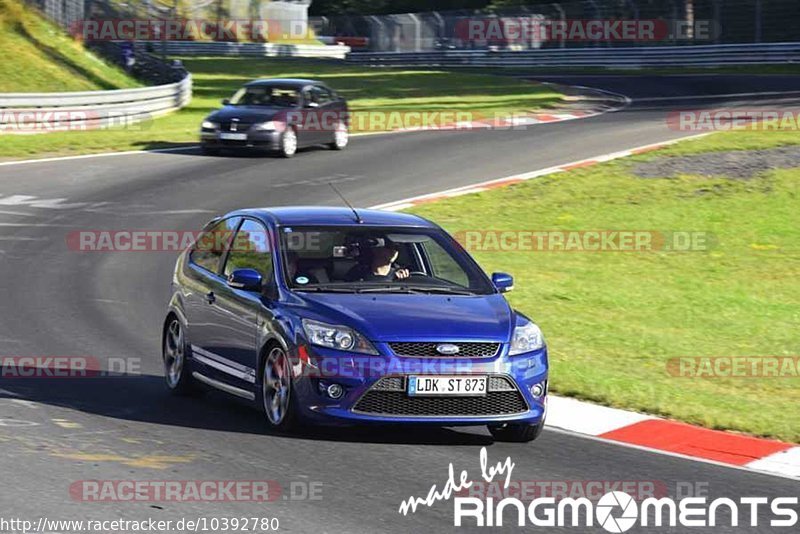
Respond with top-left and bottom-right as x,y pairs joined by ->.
205,291 -> 216,305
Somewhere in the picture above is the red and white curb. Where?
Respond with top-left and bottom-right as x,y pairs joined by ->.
372,132 -> 799,480
547,397 -> 800,480
371,134 -> 709,212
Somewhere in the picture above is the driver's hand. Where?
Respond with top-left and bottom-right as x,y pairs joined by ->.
395,269 -> 410,280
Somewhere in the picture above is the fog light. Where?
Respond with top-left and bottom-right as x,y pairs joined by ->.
530,382 -> 545,399
326,383 -> 344,399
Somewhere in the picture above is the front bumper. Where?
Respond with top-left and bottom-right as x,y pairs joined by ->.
200,129 -> 281,151
292,343 -> 548,426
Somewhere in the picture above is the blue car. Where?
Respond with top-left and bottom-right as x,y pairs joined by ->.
162,207 -> 548,441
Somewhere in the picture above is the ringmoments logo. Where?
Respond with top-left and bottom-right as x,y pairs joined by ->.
397,448 -> 799,530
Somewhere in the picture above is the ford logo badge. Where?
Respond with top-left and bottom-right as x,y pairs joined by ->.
436,343 -> 460,355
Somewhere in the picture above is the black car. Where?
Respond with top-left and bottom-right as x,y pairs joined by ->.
200,78 -> 349,157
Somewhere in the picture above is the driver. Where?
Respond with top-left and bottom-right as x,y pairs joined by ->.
348,245 -> 410,282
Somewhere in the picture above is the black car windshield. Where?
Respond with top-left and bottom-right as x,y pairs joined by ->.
279,226 -> 494,295
229,85 -> 300,107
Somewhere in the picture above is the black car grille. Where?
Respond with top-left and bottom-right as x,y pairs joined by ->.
353,375 -> 528,417
388,342 -> 501,358
221,121 -> 254,132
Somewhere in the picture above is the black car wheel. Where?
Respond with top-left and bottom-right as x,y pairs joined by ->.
488,421 -> 545,442
261,346 -> 297,430
162,316 -> 197,395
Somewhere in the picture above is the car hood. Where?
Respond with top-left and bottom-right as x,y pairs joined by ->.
207,106 -> 289,123
293,293 -> 513,342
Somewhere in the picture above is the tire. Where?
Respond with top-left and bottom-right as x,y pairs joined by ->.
261,345 -> 297,431
278,127 -> 298,158
328,121 -> 349,151
162,316 -> 197,395
488,421 -> 544,442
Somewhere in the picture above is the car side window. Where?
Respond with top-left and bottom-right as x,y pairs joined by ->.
190,217 -> 240,274
311,86 -> 333,106
224,219 -> 275,281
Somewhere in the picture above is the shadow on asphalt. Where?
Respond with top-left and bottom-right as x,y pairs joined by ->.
0,373 -> 494,446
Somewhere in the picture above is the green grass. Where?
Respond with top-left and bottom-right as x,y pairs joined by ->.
0,0 -> 139,92
409,128 -> 800,443
0,58 -> 562,160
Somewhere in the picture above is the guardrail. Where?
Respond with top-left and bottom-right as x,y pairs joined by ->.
347,42 -> 800,68
138,41 -> 351,59
0,74 -> 192,132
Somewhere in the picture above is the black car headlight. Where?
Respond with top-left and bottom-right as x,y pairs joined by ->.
201,120 -> 219,130
302,319 -> 378,355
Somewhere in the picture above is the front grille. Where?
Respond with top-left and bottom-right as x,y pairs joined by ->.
388,342 -> 501,358
353,375 -> 528,417
221,121 -> 254,132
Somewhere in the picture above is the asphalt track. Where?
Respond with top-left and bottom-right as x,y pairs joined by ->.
0,75 -> 799,533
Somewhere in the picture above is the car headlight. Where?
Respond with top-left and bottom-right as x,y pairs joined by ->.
253,121 -> 282,131
509,319 -> 544,355
201,120 -> 219,130
302,319 -> 378,355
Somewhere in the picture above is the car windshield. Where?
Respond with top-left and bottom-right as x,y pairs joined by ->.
279,226 -> 494,295
229,85 -> 300,107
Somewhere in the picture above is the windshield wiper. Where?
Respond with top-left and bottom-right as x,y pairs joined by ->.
402,286 -> 475,295
294,286 -> 359,293
355,286 -> 416,294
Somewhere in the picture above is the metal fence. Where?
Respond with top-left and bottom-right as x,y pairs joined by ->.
0,74 -> 192,131
314,0 -> 800,52
135,40 -> 350,58
346,42 -> 800,68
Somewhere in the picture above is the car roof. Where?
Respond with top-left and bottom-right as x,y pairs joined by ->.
245,78 -> 322,88
227,207 -> 437,228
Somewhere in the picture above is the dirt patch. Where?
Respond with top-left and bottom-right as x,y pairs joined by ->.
633,145 -> 800,179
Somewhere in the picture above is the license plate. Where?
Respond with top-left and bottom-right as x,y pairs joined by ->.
220,132 -> 247,141
408,376 -> 487,397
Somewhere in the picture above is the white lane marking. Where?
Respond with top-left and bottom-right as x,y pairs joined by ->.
370,133 -> 711,211
0,237 -> 47,241
745,447 -> 800,479
0,419 -> 38,427
0,223 -> 70,227
0,210 -> 37,217
10,399 -> 38,409
0,387 -> 21,397
0,195 -> 86,209
0,146 -> 199,167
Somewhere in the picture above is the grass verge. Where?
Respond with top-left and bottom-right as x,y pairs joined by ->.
0,58 -> 562,160
0,0 -> 139,92
408,128 -> 800,443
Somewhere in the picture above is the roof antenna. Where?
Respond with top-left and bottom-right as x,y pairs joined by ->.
329,182 -> 363,224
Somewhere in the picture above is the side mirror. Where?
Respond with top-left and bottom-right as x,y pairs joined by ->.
227,268 -> 262,292
221,98 -> 230,105
492,272 -> 514,293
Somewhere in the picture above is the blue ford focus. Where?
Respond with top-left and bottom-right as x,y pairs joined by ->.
163,207 -> 548,441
